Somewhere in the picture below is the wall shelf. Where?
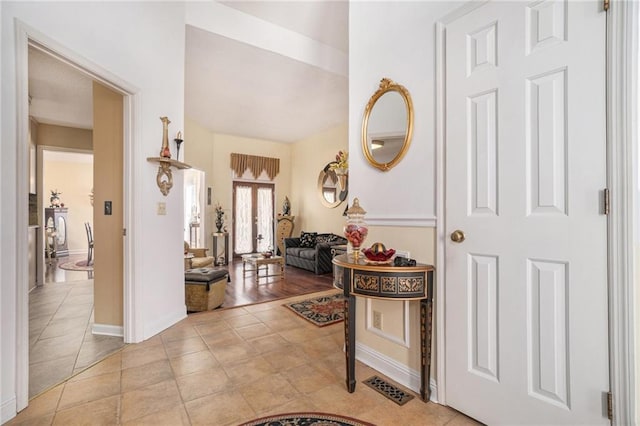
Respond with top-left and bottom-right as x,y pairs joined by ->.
147,157 -> 192,196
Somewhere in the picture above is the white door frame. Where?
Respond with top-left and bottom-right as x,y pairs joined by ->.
605,1 -> 638,424
14,21 -> 141,411
434,1 -> 637,423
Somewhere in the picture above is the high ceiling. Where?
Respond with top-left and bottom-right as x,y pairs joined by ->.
28,1 -> 349,143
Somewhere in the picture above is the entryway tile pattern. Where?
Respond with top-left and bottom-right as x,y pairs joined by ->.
29,278 -> 125,397
12,290 -> 481,426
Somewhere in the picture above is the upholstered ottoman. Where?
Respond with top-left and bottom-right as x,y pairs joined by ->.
184,268 -> 229,312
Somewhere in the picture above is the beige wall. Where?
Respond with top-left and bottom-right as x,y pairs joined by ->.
355,226 -> 436,375
185,119 -> 293,255
185,119 -> 351,254
212,133 -> 292,257
92,82 -> 123,328
290,123 -> 348,235
42,157 -> 93,254
36,123 -> 92,150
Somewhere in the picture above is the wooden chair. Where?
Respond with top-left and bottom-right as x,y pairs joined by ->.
84,222 -> 94,266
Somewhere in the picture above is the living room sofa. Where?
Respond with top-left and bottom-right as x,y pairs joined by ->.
283,232 -> 347,274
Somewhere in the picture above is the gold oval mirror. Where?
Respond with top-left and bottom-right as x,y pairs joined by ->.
361,78 -> 414,171
318,162 -> 347,208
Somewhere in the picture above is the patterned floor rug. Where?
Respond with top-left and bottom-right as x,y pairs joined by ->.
239,412 -> 375,426
283,292 -> 344,327
58,259 -> 94,272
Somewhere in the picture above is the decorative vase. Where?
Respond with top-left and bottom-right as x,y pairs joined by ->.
215,216 -> 223,233
334,167 -> 348,191
343,198 -> 368,259
160,116 -> 171,158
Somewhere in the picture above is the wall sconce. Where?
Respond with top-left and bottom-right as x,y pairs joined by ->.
147,116 -> 191,196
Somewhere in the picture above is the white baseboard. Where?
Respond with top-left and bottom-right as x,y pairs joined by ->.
143,307 -> 187,340
1,396 -> 16,424
92,323 -> 124,337
356,342 -> 438,403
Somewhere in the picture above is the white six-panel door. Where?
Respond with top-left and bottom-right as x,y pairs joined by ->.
444,1 -> 609,424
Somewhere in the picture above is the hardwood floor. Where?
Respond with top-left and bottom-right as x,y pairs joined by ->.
221,258 -> 335,309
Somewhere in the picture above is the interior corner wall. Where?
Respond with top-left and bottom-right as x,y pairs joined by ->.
290,123 -> 348,235
1,2 -> 187,420
348,1 -> 462,394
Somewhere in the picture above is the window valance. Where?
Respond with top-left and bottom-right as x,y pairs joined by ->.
230,153 -> 280,180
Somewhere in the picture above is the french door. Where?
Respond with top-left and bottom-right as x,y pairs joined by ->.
233,182 -> 274,256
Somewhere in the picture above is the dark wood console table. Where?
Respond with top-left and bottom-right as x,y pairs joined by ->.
332,253 -> 434,401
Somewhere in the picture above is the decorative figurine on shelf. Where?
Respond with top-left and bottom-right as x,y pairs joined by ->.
282,196 -> 291,216
160,116 -> 172,158
174,131 -> 184,162
214,203 -> 225,233
344,197 -> 368,259
50,189 -> 62,208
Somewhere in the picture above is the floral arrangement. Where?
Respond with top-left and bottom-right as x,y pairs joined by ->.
214,203 -> 225,232
329,150 -> 348,171
215,204 -> 224,221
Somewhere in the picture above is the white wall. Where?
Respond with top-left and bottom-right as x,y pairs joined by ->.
348,1 -> 462,396
1,2 -> 186,421
349,2 -> 461,226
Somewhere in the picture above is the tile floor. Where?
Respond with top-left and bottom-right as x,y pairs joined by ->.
10,290 -> 481,426
29,258 -> 125,397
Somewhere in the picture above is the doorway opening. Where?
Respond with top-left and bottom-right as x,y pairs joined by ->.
27,45 -> 127,398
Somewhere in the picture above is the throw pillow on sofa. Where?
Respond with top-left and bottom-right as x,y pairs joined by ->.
316,234 -> 338,244
299,231 -> 317,248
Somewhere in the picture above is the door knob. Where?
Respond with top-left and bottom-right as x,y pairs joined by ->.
450,230 -> 465,243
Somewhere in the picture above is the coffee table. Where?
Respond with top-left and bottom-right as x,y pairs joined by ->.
241,253 -> 285,283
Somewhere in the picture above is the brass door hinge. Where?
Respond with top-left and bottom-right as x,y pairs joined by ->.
607,391 -> 613,420
603,188 -> 610,215
604,0 -> 610,11
123,228 -> 127,236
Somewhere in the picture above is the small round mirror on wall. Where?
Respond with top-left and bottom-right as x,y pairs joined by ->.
318,162 -> 347,208
361,78 -> 414,171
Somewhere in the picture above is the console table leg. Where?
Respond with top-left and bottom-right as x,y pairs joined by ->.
344,294 -> 356,393
420,298 -> 433,402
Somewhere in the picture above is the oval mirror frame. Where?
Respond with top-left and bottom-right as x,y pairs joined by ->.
361,78 -> 414,171
317,162 -> 347,208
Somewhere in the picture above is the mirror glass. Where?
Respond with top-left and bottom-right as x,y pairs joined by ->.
362,78 -> 414,171
57,216 -> 66,245
318,163 -> 347,208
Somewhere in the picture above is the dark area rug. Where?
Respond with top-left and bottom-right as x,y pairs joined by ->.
283,292 -> 344,327
239,412 -> 375,426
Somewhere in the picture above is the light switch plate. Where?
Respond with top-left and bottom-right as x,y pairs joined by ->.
157,202 -> 166,215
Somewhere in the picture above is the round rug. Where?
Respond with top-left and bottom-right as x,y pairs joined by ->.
58,259 -> 93,272
239,412 -> 374,426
